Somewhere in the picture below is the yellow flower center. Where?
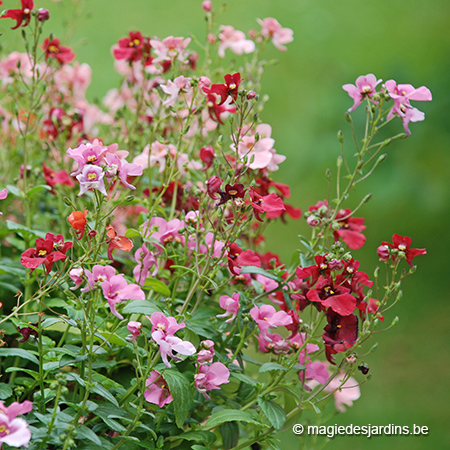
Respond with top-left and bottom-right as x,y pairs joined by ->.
88,173 -> 97,181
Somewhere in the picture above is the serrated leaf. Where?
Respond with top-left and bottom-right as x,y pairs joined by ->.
258,396 -> 286,431
0,348 -> 39,365
163,369 -> 192,428
231,373 -> 257,387
143,278 -> 171,297
122,299 -> 162,315
240,266 -> 282,282
259,363 -> 287,373
0,383 -> 13,400
205,409 -> 263,429
292,363 -> 306,371
220,421 -> 239,450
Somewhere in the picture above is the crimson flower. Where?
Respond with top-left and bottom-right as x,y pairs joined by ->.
0,0 -> 34,29
227,242 -> 261,275
17,322 -> 38,343
113,31 -> 152,63
200,146 -> 215,171
21,233 -> 72,274
217,183 -> 246,206
41,37 -> 75,64
249,188 -> 285,222
333,208 -> 366,250
203,72 -> 242,105
381,233 -> 426,266
42,162 -> 75,193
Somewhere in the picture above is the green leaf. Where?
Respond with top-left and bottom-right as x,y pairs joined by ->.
163,369 -> 192,428
191,447 -> 209,450
124,228 -> 141,238
92,383 -> 119,407
26,184 -> 52,199
122,299 -> 162,315
259,363 -> 287,373
143,278 -> 171,297
0,263 -> 27,277
220,421 -> 239,450
4,367 -> 39,380
179,431 -> 216,445
0,348 -> 39,365
96,330 -> 127,346
6,184 -> 22,197
240,266 -> 282,282
231,373 -> 257,387
258,396 -> 286,431
302,400 -> 321,414
205,409 -> 262,429
0,281 -> 20,293
6,220 -> 46,239
0,383 -> 13,400
78,425 -> 102,446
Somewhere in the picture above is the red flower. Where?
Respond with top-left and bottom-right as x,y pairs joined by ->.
227,242 -> 261,276
41,37 -> 75,64
68,209 -> 88,240
113,31 -> 152,63
381,234 -> 426,266
333,209 -> 366,250
217,183 -> 246,206
106,225 -> 133,261
0,0 -> 34,29
203,72 -> 242,105
323,311 -> 358,364
200,146 -> 215,171
249,188 -> 285,222
21,233 -> 72,274
43,162 -> 75,193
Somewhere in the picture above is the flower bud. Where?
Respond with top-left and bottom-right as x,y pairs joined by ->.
377,245 -> 390,261
246,90 -> 256,100
202,1 -> 212,12
207,33 -> 216,44
358,363 -> 370,375
306,215 -> 320,228
37,8 -> 50,22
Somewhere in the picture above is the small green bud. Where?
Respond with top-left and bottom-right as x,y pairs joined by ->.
362,193 -> 372,204
337,130 -> 344,143
370,343 -> 379,352
345,112 -> 352,123
377,153 -> 388,164
391,316 -> 399,327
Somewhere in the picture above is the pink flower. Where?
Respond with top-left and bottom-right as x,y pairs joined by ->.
0,188 -> 7,215
249,189 -> 286,222
0,400 -> 32,448
160,76 -> 192,107
197,340 -> 215,364
101,275 -> 145,320
69,268 -> 84,290
76,165 -> 107,197
324,374 -> 360,412
202,1 -> 212,12
126,321 -> 143,341
149,312 -> 186,336
342,74 -> 382,113
218,26 -> 255,58
205,232 -> 225,258
250,304 -> 293,341
144,371 -> 173,407
142,217 -> 185,254
257,18 -> 293,51
150,36 -> 191,65
133,244 -> 158,286
81,264 -> 116,292
152,331 -> 196,368
195,362 -> 230,399
385,80 -> 432,135
217,293 -> 240,323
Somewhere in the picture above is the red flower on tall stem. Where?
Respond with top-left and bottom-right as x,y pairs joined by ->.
41,37 -> 75,64
0,0 -> 34,29
381,234 -> 426,266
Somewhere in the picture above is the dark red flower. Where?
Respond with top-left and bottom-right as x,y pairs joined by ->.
41,37 -> 76,64
43,162 -> 75,193
217,183 -> 246,206
17,322 -> 39,343
249,188 -> 285,222
200,146 -> 215,171
333,209 -> 366,250
323,310 -> 358,364
381,234 -> 426,266
203,72 -> 242,105
0,0 -> 34,29
21,233 -> 72,274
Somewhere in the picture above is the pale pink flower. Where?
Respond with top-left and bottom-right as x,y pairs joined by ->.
0,188 -> 7,215
218,26 -> 255,58
152,331 -> 196,368
76,165 -> 107,197
126,321 -> 143,341
385,80 -> 432,135
197,340 -> 215,364
133,244 -> 158,286
257,18 -> 293,51
205,232 -> 225,257
69,267 -> 84,290
342,74 -> 382,113
305,362 -> 329,385
141,217 -> 185,254
0,400 -> 32,448
144,371 -> 173,407
149,312 -> 185,336
81,264 -> 116,292
217,293 -> 240,323
195,362 -> 230,399
53,62 -> 92,100
161,76 -> 192,107
324,374 -> 361,412
150,36 -> 191,65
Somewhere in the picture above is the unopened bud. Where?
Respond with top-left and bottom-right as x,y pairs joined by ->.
88,230 -> 97,237
391,316 -> 399,327
346,355 -> 357,365
246,90 -> 256,100
377,153 -> 388,164
337,130 -> 344,143
362,193 -> 372,203
358,363 -> 370,375
377,245 -> 390,261
307,215 -> 320,228
37,8 -> 50,22
202,1 -> 212,12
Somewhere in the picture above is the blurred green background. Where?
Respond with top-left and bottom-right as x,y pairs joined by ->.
2,0 -> 449,448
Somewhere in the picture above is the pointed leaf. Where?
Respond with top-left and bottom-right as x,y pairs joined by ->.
163,369 -> 192,428
258,396 -> 286,431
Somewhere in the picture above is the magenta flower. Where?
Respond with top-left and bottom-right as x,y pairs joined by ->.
81,264 -> 116,292
133,244 -> 158,286
76,165 -> 107,197
257,18 -> 293,51
67,143 -> 107,176
126,321 -> 143,341
0,0 -> 34,30
250,304 -> 293,341
149,312 -> 185,336
385,80 -> 432,135
0,188 -> 8,215
249,189 -> 286,222
144,371 -> 173,407
101,274 -> 145,319
217,293 -> 240,323
342,74 -> 382,113
195,362 -> 230,399
0,400 -> 32,448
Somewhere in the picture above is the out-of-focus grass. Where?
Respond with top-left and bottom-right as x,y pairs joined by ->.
1,0 -> 449,448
